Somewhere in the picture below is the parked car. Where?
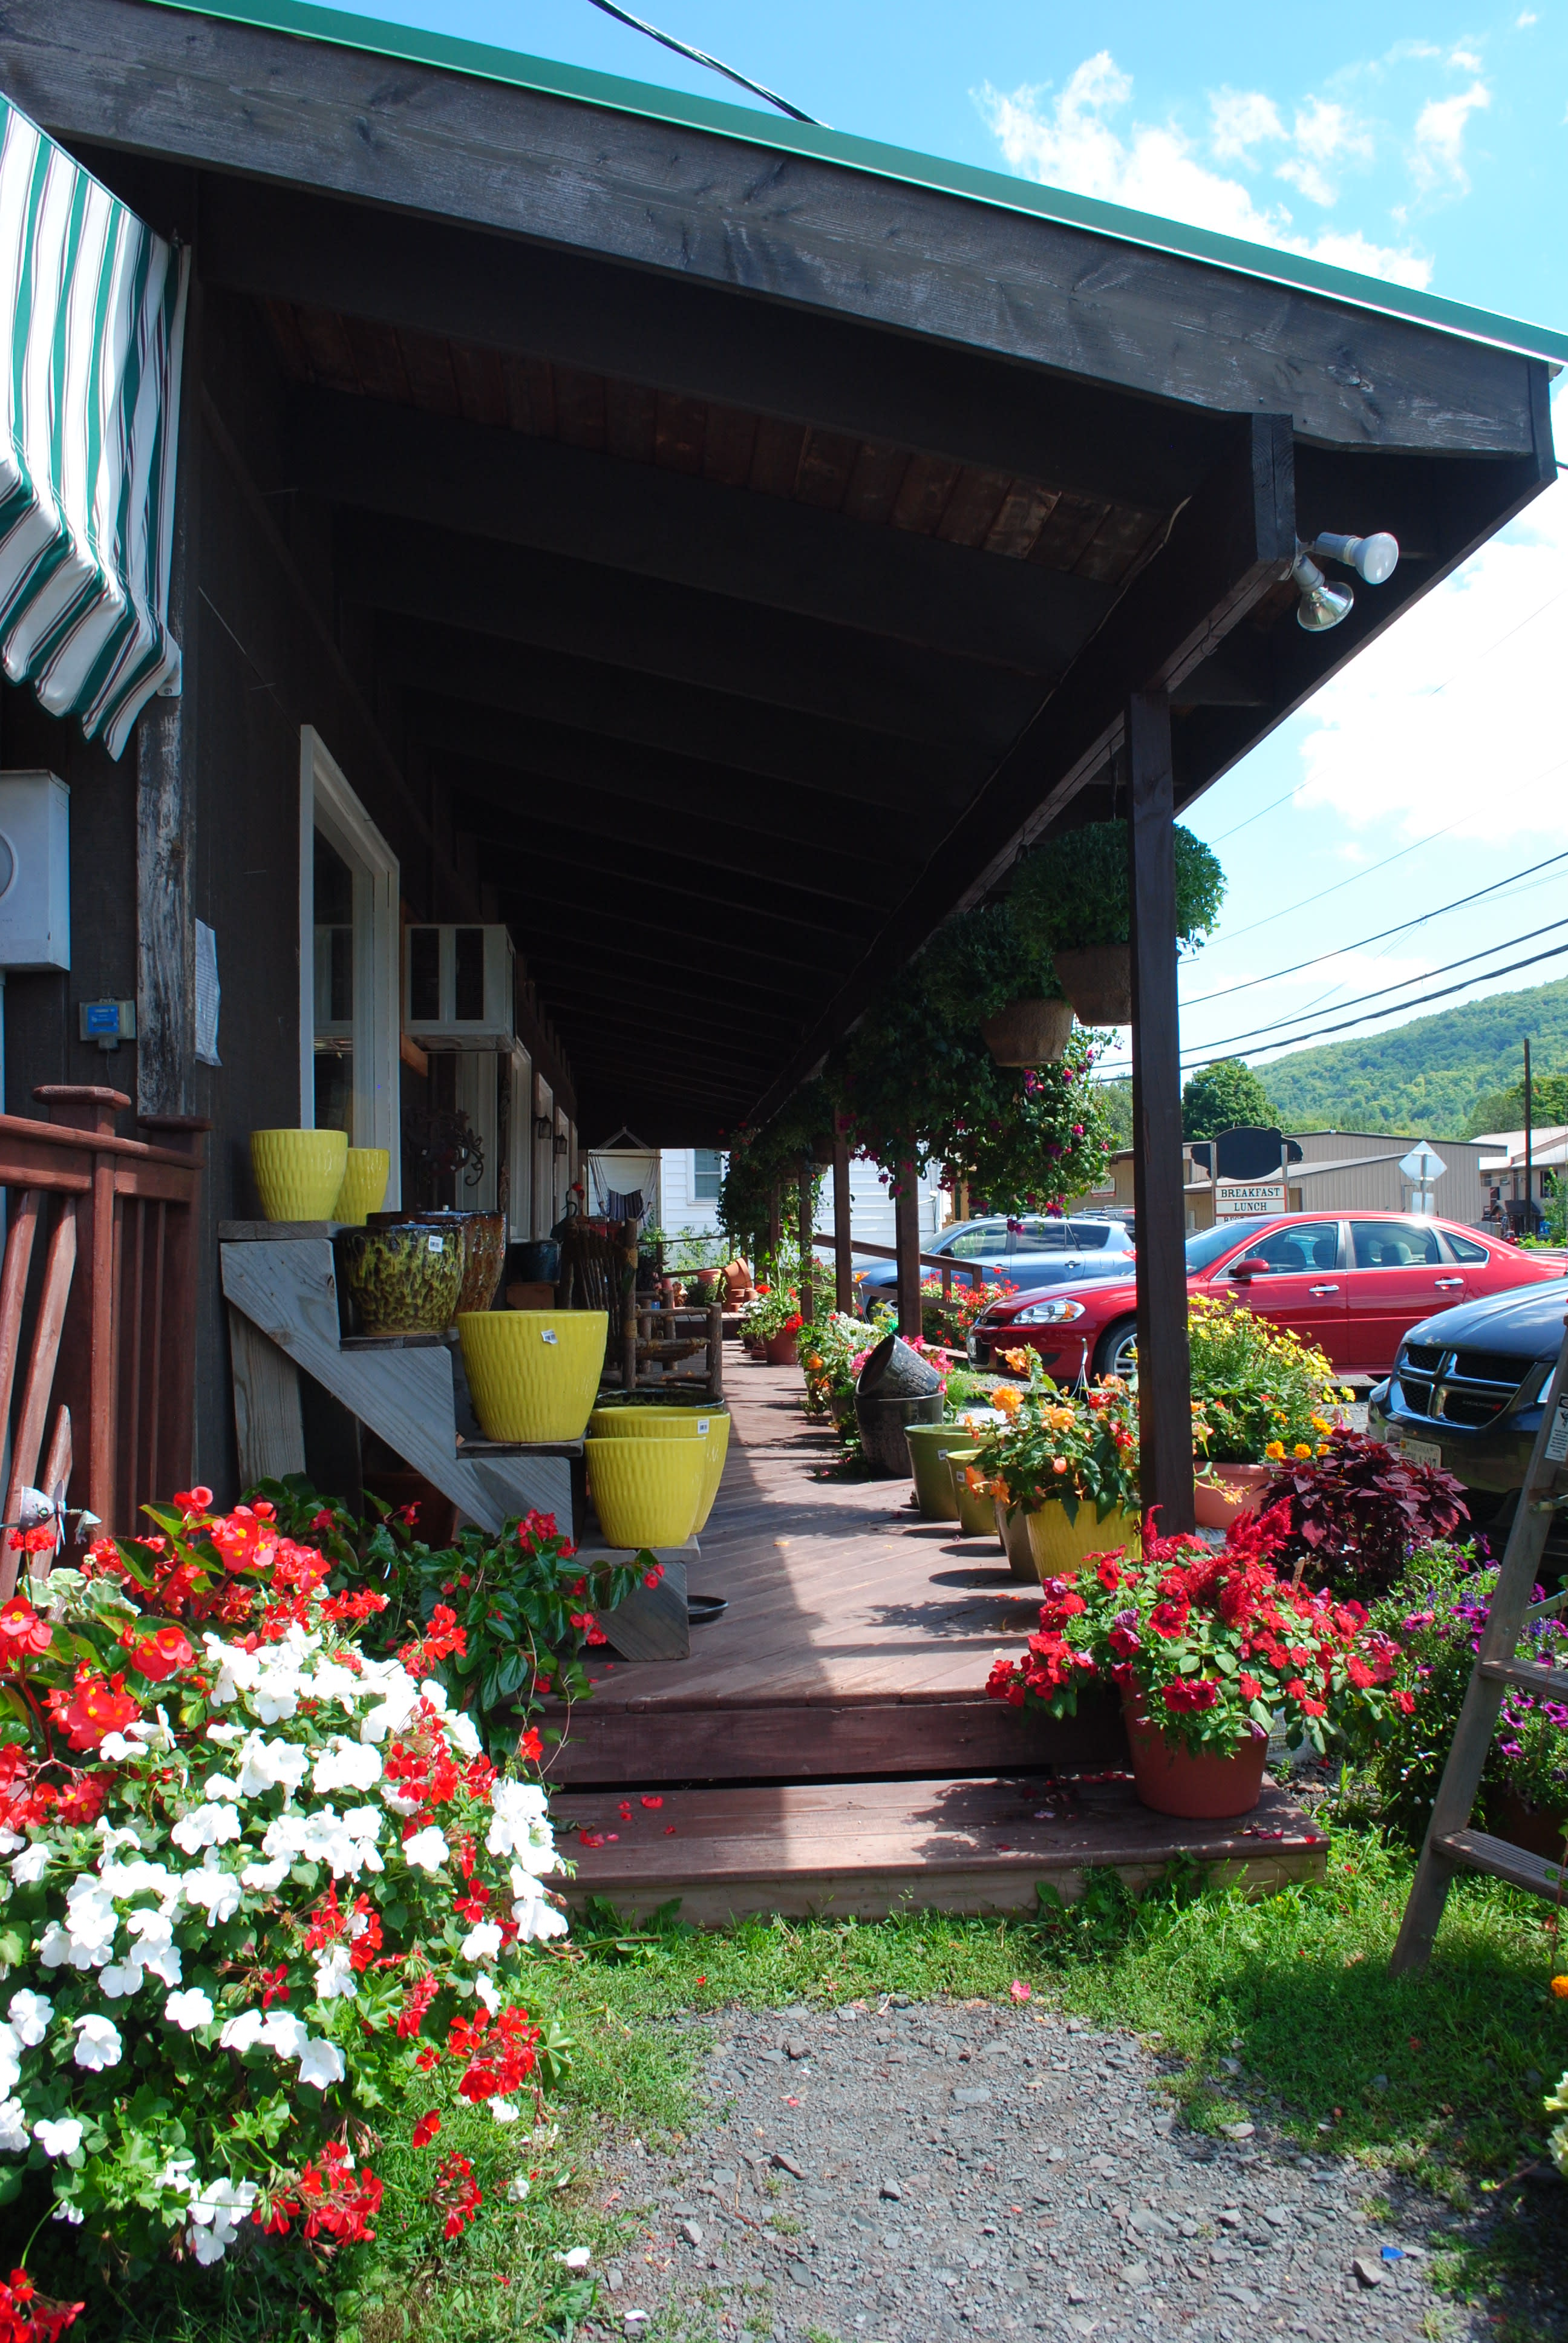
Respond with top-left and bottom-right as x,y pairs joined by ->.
1368,1281 -> 1568,1569
853,1213 -> 1136,1307
967,1209 -> 1564,1381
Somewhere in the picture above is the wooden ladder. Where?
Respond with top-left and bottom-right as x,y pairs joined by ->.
1390,1314 -> 1568,1973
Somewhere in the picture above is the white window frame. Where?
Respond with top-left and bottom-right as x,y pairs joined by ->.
299,727 -> 400,1204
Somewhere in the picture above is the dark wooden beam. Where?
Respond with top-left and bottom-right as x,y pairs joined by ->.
502,920 -> 819,1018
294,388 -> 1108,675
546,975 -> 804,1049
419,713 -> 933,873
469,828 -> 861,945
895,1170 -> 922,1340
746,413 -> 1298,1122
490,869 -> 861,979
554,1003 -> 779,1067
390,627 -> 987,813
496,900 -> 839,998
338,516 -> 1039,750
200,177 -> 1221,511
16,0 -> 1543,455
833,1131 -> 854,1312
1128,689 -> 1191,1536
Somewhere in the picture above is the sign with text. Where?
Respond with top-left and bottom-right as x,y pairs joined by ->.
1215,1179 -> 1287,1218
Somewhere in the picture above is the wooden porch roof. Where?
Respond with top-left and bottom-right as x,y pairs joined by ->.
7,0 -> 1560,1140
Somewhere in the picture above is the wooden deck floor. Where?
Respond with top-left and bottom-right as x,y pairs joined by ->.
547,1348 -> 1325,1920
547,1353 -> 1126,1786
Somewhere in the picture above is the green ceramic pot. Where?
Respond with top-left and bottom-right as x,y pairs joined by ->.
336,1222 -> 464,1335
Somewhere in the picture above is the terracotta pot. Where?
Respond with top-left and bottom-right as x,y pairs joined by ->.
980,996 -> 1073,1066
1192,1460 -> 1273,1530
765,1328 -> 800,1366
1122,1692 -> 1267,1820
1054,945 -> 1133,1026
1025,1499 -> 1141,1582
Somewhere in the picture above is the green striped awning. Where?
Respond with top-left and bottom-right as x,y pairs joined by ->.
0,95 -> 189,761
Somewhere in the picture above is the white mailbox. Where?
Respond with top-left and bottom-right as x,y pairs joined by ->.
0,772 -> 69,971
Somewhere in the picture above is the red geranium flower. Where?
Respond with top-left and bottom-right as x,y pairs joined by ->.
0,1597 -> 52,1659
411,2110 -> 442,2149
120,1622 -> 196,1681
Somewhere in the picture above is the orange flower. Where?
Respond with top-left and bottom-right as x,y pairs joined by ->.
994,1386 -> 1023,1416
1552,1976 -> 1568,2001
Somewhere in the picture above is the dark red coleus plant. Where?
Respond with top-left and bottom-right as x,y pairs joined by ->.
1263,1429 -> 1468,1596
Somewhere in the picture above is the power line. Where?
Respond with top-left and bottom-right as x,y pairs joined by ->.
1206,808 -> 1475,947
581,0 -> 821,120
1098,935 -> 1568,1077
1180,847 -> 1568,1008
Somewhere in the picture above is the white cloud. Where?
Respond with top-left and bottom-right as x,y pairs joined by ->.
1276,98 -> 1375,205
1449,46 -> 1486,71
1293,441 -> 1568,851
977,56 -> 1431,288
1209,86 -> 1284,163
1517,10 -> 1538,25
1411,79 -> 1491,192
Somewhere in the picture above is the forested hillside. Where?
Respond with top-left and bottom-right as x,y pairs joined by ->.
1254,975 -> 1568,1137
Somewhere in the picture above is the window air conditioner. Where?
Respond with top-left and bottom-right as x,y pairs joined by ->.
402,923 -> 515,1047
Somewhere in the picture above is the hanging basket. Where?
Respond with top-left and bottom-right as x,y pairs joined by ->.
1053,946 -> 1133,1026
979,997 -> 1073,1066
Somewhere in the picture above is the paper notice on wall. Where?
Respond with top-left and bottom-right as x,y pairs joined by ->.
195,919 -> 221,1066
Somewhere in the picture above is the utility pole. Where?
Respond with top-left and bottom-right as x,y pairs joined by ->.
1524,1038 -> 1534,1237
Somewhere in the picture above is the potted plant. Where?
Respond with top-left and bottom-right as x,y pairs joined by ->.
1008,822 -> 1226,1024
1261,1429 -> 1469,1598
985,1507 -> 1410,1818
742,1279 -> 806,1365
1187,1293 -> 1351,1528
965,1352 -> 1141,1579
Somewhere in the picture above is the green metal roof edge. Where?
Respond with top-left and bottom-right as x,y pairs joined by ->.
143,0 -> 1568,369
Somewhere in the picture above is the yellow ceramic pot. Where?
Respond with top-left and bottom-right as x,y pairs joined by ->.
944,1447 -> 999,1541
586,1435 -> 706,1548
250,1127 -> 348,1223
458,1311 -> 607,1442
1025,1499 -> 1141,1582
587,1407 -> 730,1530
332,1147 -> 391,1226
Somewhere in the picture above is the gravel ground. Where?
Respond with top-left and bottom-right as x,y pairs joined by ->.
586,1997 -> 1558,2342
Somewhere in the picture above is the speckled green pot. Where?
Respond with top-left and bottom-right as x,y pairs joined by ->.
336,1222 -> 464,1335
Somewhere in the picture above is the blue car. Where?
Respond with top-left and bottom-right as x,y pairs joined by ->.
852,1213 -> 1135,1309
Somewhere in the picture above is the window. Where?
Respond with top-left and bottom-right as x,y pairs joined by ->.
1229,1222 -> 1342,1276
299,730 -> 399,1198
1443,1230 -> 1491,1263
1063,1221 -> 1111,1250
693,1147 -> 723,1201
950,1223 -> 1007,1258
1011,1221 -> 1074,1253
1351,1219 -> 1442,1269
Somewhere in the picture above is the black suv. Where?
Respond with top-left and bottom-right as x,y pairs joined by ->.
1369,1280 -> 1568,1569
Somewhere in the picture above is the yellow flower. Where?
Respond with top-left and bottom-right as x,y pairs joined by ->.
1265,1441 -> 1285,1460
1293,1442 -> 1312,1459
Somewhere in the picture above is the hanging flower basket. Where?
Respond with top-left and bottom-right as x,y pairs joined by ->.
1053,945 -> 1133,1026
979,997 -> 1073,1066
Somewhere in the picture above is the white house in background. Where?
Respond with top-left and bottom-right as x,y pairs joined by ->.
581,1136 -> 949,1260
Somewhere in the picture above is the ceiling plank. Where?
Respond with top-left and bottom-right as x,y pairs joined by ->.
469,827 -> 860,945
338,516 -> 1042,750
292,388 -> 1110,675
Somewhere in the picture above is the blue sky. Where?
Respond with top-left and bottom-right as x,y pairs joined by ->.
325,0 -> 1568,1096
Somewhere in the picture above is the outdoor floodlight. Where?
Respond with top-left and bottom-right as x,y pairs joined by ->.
1310,530 -> 1400,585
1291,551 -> 1356,632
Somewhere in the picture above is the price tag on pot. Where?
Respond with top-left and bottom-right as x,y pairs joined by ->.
540,1328 -> 559,1345
697,1418 -> 710,1435
1547,1392 -> 1568,1465
426,1234 -> 443,1253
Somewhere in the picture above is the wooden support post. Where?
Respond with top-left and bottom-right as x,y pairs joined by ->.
621,1215 -> 640,1393
832,1129 -> 854,1315
1128,691 -> 1194,1535
705,1303 -> 724,1401
766,1185 -> 782,1267
797,1159 -> 814,1326
895,1165 -> 922,1341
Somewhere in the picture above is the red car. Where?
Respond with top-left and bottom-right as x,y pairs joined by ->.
967,1210 -> 1563,1382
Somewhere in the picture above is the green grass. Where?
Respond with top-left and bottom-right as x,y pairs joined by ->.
31,1828 -> 1568,2342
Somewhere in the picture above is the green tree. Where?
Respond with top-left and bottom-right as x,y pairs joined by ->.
1181,1058 -> 1278,1141
1465,1070 -> 1568,1138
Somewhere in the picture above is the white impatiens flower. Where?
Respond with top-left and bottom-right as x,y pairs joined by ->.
460,1920 -> 502,1962
554,2246 -> 591,2270
202,1774 -> 241,1803
0,2097 -> 27,2153
165,1989 -> 214,2032
219,2008 -> 309,2061
60,1876 -> 119,1962
205,1720 -> 245,1743
312,1735 -> 382,1796
0,2024 -> 20,2094
7,1844 -> 49,1884
97,1855 -> 182,1909
0,1829 -> 22,1855
488,2097 -> 519,2124
358,1671 -> 421,1745
186,2175 -> 260,2264
98,1959 -> 146,1999
312,1947 -> 356,2002
73,2014 -> 123,2070
474,1973 -> 501,2014
260,1806 -> 383,1882
509,1867 -> 570,1944
402,1825 -> 448,1872
240,1856 -> 290,1893
486,1778 -> 557,1872
179,1857 -> 243,1923
33,2117 -> 83,2158
8,1989 -> 50,2046
171,1803 -> 243,1854
296,2037 -> 345,2092
234,1733 -> 311,1798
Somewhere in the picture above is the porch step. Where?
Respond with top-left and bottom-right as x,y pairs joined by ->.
1479,1656 -> 1568,1700
553,1771 -> 1327,1925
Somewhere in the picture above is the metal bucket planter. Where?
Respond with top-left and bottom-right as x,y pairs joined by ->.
858,1332 -> 943,1400
979,997 -> 1073,1066
855,1389 -> 942,1476
1053,946 -> 1132,1026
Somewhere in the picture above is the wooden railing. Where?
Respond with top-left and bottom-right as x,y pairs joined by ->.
0,1087 -> 206,1594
